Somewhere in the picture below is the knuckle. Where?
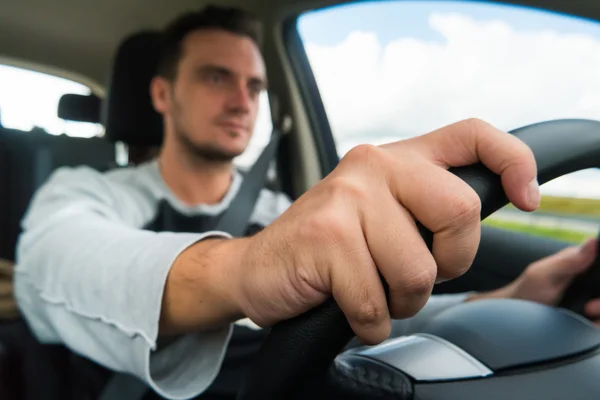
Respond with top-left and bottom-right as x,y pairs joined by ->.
343,143 -> 392,169
406,265 -> 437,298
345,143 -> 380,162
513,143 -> 536,167
448,188 -> 481,227
354,300 -> 386,327
445,262 -> 472,280
328,176 -> 367,201
390,265 -> 436,319
462,117 -> 492,135
302,207 -> 347,243
389,260 -> 436,313
498,141 -> 535,174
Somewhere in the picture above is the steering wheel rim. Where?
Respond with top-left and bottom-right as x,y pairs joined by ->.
237,119 -> 600,400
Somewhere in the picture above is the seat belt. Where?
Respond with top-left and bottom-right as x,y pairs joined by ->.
216,127 -> 282,237
98,127 -> 282,400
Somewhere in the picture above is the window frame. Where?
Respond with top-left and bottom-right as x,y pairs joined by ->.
281,14 -> 341,178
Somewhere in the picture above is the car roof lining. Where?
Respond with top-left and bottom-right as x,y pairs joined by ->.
1,0 -> 600,90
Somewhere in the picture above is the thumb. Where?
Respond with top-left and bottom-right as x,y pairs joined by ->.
547,238 -> 597,286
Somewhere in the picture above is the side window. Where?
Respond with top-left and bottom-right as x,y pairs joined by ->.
0,64 -> 103,137
234,91 -> 273,169
297,1 -> 600,244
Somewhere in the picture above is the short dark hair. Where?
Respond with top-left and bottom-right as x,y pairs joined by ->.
156,5 -> 263,81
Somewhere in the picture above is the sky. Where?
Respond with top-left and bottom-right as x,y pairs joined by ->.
297,0 -> 600,198
2,0 -> 600,197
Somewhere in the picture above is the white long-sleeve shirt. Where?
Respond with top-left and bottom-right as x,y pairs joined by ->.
13,159 -> 469,399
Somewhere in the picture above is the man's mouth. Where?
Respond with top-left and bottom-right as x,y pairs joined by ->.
220,122 -> 247,134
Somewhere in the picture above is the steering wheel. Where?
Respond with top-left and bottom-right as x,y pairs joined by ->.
236,119 -> 600,400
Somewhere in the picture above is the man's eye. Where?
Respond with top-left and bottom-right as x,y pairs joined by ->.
248,84 -> 262,97
207,73 -> 223,83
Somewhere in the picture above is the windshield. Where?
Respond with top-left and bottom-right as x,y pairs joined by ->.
299,1 -> 600,154
297,0 -> 600,243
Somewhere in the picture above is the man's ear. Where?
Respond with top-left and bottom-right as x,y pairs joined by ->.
150,76 -> 171,114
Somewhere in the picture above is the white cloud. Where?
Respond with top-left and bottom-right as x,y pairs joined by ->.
303,12 -> 600,198
305,12 -> 600,148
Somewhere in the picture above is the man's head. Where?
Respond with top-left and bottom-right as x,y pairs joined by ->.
151,5 -> 266,164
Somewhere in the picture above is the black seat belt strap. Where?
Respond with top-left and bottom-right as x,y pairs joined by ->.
215,127 -> 282,236
98,127 -> 282,400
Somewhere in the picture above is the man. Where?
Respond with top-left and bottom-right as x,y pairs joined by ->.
12,5 -> 600,400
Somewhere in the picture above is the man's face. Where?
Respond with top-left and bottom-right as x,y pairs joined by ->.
157,29 -> 267,162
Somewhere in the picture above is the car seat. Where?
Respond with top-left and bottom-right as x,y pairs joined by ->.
0,30 -> 167,400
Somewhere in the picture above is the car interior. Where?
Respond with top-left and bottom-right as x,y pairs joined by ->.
3,0 -> 600,399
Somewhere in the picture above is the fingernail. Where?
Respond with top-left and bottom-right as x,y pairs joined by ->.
527,178 -> 540,208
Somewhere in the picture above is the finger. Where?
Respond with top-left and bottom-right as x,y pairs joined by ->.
388,159 -> 481,281
542,238 -> 597,286
585,298 -> 600,319
362,193 -> 437,320
386,118 -> 540,212
321,207 -> 391,345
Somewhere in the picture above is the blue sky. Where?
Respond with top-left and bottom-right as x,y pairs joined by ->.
296,0 -> 600,140
298,0 -> 600,46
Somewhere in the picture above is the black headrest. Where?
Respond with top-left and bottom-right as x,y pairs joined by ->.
58,93 -> 102,123
102,31 -> 163,146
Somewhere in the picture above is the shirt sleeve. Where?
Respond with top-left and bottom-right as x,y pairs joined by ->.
13,167 -> 234,399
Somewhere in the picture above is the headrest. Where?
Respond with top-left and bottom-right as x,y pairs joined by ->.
102,31 -> 163,146
58,93 -> 101,123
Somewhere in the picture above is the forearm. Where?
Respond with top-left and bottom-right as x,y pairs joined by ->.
159,236 -> 252,336
15,219 -> 240,398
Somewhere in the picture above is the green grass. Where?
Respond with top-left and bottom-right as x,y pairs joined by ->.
482,218 -> 595,244
505,195 -> 600,219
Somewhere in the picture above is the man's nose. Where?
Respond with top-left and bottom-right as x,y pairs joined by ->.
227,83 -> 251,112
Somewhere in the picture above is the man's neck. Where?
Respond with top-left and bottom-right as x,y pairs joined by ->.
158,146 -> 234,206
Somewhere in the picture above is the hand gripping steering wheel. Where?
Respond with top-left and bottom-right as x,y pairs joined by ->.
236,119 -> 600,400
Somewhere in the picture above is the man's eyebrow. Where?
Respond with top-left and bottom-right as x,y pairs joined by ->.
197,64 -> 267,88
196,64 -> 233,77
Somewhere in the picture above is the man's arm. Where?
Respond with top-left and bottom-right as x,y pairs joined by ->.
14,167 -> 241,399
159,236 -> 249,335
15,118 -> 541,399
